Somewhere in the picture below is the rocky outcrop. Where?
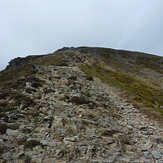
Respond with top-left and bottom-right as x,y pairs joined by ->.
6,55 -> 44,69
0,63 -> 163,163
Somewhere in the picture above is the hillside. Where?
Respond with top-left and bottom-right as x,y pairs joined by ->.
0,47 -> 163,162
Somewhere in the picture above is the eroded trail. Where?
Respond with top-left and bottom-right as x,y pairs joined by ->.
0,65 -> 163,163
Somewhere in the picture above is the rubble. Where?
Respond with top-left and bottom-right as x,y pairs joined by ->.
0,64 -> 163,162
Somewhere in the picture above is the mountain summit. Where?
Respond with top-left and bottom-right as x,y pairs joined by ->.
0,47 -> 163,162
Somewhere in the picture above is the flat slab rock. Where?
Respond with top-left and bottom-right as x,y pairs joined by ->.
151,150 -> 162,159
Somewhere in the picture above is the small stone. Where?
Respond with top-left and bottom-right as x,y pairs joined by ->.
6,129 -> 19,136
64,137 -> 77,142
74,133 -> 83,141
79,114 -> 82,118
151,150 -> 162,159
26,82 -> 32,87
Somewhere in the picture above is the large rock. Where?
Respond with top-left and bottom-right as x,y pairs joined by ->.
151,150 -> 162,159
70,93 -> 86,105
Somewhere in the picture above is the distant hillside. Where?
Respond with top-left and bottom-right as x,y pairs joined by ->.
76,47 -> 163,114
1,47 -> 163,115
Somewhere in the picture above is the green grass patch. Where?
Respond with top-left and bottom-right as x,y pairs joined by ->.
0,63 -> 35,90
80,62 -> 163,115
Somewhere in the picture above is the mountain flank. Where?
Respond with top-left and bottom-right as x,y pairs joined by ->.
0,47 -> 163,162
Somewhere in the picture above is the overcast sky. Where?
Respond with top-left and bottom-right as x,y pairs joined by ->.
1,0 -> 163,71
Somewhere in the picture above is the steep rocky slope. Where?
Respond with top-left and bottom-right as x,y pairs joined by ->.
0,47 -> 163,162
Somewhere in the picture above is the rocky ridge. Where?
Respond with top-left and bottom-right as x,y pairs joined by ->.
0,49 -> 163,162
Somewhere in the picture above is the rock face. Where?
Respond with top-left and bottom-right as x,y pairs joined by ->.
0,58 -> 163,162
6,55 -> 44,69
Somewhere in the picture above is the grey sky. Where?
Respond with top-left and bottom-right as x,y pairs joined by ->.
1,0 -> 163,71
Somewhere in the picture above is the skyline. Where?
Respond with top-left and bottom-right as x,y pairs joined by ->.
1,0 -> 163,70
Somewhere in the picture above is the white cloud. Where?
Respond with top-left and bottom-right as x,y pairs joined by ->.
0,0 -> 163,70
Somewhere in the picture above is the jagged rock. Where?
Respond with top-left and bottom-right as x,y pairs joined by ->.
6,56 -> 44,69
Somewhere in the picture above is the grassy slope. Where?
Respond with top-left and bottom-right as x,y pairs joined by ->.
79,47 -> 163,115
